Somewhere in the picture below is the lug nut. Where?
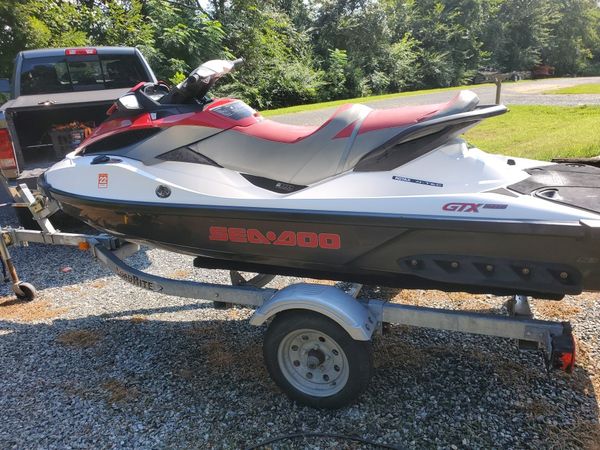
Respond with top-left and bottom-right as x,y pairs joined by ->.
560,272 -> 568,280
522,267 -> 530,276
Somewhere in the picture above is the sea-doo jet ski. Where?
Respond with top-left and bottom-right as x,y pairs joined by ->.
42,59 -> 600,299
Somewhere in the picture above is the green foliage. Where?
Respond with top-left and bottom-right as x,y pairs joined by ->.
169,71 -> 187,86
322,49 -> 349,99
16,0 -> 91,49
142,0 -> 227,81
490,0 -> 558,70
542,0 -> 599,75
216,3 -> 324,108
2,0 -> 600,106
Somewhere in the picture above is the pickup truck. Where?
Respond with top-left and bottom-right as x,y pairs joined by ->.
0,46 -> 157,225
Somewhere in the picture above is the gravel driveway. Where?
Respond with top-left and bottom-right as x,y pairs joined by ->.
272,76 -> 600,126
0,212 -> 598,449
0,79 -> 599,449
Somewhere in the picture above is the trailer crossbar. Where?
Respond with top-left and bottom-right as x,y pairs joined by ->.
370,300 -> 564,350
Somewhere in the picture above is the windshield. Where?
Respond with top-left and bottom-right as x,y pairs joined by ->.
20,54 -> 149,95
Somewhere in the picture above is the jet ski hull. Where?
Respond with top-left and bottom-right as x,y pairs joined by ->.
46,185 -> 600,299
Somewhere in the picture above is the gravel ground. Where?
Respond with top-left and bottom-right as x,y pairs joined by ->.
0,208 -> 598,450
1,81 -> 599,448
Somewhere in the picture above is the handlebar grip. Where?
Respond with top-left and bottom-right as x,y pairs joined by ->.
232,58 -> 244,66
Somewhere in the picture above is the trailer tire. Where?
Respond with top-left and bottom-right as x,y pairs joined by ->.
263,310 -> 373,409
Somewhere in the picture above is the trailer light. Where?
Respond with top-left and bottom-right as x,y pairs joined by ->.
65,48 -> 97,56
551,328 -> 576,373
558,350 -> 575,372
78,242 -> 90,251
0,129 -> 17,170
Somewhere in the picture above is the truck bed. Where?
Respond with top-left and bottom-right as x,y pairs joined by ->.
5,100 -> 117,181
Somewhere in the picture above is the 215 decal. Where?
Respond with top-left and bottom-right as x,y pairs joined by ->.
209,226 -> 341,249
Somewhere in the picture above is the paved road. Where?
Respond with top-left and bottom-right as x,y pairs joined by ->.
272,76 -> 600,126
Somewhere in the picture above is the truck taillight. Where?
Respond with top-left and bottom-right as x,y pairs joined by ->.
65,48 -> 97,56
0,129 -> 17,170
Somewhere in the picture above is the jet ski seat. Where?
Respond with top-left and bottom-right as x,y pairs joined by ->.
197,90 -> 480,186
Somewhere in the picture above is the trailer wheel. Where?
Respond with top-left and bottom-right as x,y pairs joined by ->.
13,282 -> 37,301
263,310 -> 373,409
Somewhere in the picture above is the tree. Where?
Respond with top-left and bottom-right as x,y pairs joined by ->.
489,0 -> 558,71
2,0 -> 600,107
140,0 -> 226,82
216,1 -> 323,108
543,0 -> 600,75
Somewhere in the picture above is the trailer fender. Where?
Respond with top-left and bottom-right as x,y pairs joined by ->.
250,283 -> 376,341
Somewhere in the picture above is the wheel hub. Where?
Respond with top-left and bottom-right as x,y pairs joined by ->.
306,348 -> 325,369
278,329 -> 349,397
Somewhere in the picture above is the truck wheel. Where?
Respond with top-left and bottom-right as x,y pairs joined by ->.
14,207 -> 40,230
263,310 -> 373,409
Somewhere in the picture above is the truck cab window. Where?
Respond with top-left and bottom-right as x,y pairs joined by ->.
19,54 -> 147,95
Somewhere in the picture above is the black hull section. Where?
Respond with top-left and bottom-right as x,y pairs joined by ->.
47,188 -> 600,299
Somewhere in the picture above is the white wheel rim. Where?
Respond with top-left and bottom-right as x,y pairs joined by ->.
277,328 -> 349,397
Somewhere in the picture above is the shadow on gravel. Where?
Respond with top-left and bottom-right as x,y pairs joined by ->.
0,240 -> 152,295
0,205 -> 153,293
0,303 -> 597,449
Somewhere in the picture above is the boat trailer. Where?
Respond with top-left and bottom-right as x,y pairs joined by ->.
0,182 -> 577,408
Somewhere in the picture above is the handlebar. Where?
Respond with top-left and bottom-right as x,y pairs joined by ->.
232,58 -> 244,67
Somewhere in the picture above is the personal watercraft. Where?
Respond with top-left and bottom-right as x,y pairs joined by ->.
42,59 -> 600,299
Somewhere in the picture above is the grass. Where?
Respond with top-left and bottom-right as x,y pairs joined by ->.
465,105 -> 600,160
544,83 -> 600,95
262,83 -> 492,116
